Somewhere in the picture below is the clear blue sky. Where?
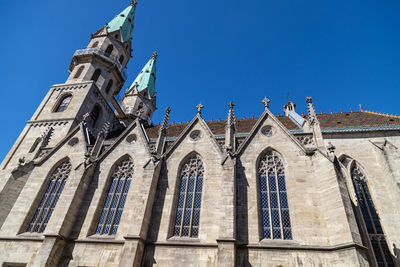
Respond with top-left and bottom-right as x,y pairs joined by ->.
0,0 -> 399,161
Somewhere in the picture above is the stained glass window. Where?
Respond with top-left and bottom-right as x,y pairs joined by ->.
27,160 -> 71,233
173,154 -> 204,238
351,164 -> 395,267
55,95 -> 72,113
258,151 -> 292,240
96,158 -> 134,235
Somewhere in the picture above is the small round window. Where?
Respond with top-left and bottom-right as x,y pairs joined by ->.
261,125 -> 274,137
190,130 -> 201,141
126,134 -> 137,144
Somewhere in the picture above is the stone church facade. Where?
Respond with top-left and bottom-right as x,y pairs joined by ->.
0,2 -> 399,267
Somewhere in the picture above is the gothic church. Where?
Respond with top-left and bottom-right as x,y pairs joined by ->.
0,2 -> 399,266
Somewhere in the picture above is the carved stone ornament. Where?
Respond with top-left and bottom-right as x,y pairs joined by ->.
189,130 -> 201,141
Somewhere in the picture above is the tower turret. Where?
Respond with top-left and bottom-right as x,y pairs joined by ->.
122,52 -> 157,125
67,1 -> 137,102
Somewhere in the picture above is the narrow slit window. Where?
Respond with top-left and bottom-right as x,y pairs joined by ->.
258,151 -> 292,240
55,95 -> 72,113
105,44 -> 114,56
90,105 -> 101,126
27,161 -> 71,233
105,80 -> 113,94
91,69 -> 101,83
95,158 -> 134,235
173,154 -> 204,238
73,66 -> 85,79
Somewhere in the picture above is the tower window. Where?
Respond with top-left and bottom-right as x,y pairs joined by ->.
27,160 -> 71,233
173,154 -> 204,238
119,55 -> 124,65
105,44 -> 114,56
55,95 -> 72,113
73,66 -> 85,79
90,105 -> 101,126
95,158 -> 134,235
91,69 -> 101,83
92,41 -> 99,48
105,80 -> 113,94
258,150 -> 292,240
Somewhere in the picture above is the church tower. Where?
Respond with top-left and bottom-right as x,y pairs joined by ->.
122,52 -> 157,125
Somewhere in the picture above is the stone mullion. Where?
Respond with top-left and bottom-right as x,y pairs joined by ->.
274,166 -> 284,239
359,181 -> 377,234
180,173 -> 190,236
100,176 -> 119,234
376,236 -> 388,267
188,167 -> 198,237
37,177 -> 64,233
108,177 -> 128,235
31,178 -> 57,232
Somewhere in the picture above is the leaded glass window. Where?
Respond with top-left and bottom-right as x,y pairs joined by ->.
55,95 -> 72,113
173,154 -> 204,238
351,164 -> 395,267
27,160 -> 71,233
258,151 -> 292,240
95,158 -> 134,235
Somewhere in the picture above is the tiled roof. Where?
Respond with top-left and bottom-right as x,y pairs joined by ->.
144,111 -> 400,139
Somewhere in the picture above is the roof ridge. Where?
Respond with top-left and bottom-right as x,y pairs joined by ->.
363,109 -> 400,119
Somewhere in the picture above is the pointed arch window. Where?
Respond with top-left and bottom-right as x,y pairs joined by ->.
95,158 -> 134,235
350,164 -> 394,267
73,66 -> 85,79
55,95 -> 72,113
92,41 -> 99,48
173,154 -> 204,238
91,69 -> 101,83
258,151 -> 292,240
27,160 -> 71,233
119,55 -> 124,65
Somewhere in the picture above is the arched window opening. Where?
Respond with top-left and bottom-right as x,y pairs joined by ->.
350,164 -> 395,267
55,95 -> 72,113
27,160 -> 71,233
95,158 -> 134,235
173,154 -> 204,238
105,80 -> 113,94
91,69 -> 101,83
119,55 -> 124,65
92,41 -> 99,48
90,105 -> 101,126
105,44 -> 114,56
73,66 -> 85,79
258,151 -> 292,240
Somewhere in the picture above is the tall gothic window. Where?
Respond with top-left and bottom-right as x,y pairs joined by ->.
105,80 -> 113,94
27,160 -> 71,233
173,154 -> 204,238
95,158 -> 134,235
55,95 -> 72,113
105,44 -> 114,56
258,151 -> 292,240
351,164 -> 395,267
90,105 -> 101,126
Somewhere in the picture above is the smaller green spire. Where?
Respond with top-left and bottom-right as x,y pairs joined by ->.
130,52 -> 157,98
106,2 -> 136,42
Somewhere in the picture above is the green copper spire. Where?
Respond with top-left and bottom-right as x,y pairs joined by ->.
106,1 -> 137,43
130,52 -> 157,97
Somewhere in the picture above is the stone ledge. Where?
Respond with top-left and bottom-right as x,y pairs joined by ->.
240,242 -> 367,252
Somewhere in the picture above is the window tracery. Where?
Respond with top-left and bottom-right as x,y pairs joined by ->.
258,151 -> 292,240
95,158 -> 134,235
173,154 -> 204,238
27,160 -> 71,233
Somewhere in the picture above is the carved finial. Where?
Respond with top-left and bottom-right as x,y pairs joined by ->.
359,104 -> 364,112
262,97 -> 270,110
130,0 -> 138,7
196,103 -> 204,114
161,107 -> 171,130
100,122 -> 111,137
82,113 -> 90,123
306,96 -> 312,104
137,109 -> 145,117
227,101 -> 235,126
152,51 -> 158,60
18,157 -> 25,167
